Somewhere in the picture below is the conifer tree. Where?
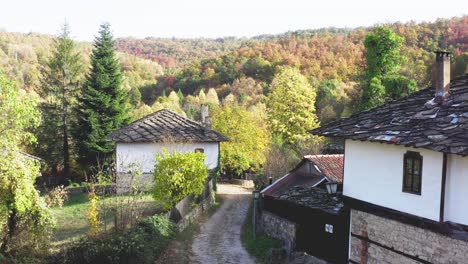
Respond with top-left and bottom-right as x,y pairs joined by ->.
75,23 -> 130,168
37,23 -> 84,176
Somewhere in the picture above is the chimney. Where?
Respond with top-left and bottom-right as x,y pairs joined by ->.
201,104 -> 212,130
435,51 -> 451,97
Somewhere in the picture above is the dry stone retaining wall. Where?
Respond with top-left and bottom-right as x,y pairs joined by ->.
350,209 -> 468,264
259,210 -> 297,247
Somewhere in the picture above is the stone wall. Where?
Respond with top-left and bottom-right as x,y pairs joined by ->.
164,178 -> 214,232
169,193 -> 214,232
350,209 -> 468,264
259,210 -> 297,248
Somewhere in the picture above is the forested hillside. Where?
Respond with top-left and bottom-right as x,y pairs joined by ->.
115,37 -> 247,68
0,16 -> 466,179
129,16 -> 467,122
0,31 -> 164,99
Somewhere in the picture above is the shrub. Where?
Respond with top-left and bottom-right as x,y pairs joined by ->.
65,215 -> 175,264
152,149 -> 208,210
87,187 -> 100,236
45,185 -> 69,208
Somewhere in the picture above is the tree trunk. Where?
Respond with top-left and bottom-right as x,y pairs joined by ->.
0,208 -> 17,253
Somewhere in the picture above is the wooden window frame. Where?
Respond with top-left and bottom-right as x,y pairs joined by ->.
195,148 -> 204,154
402,151 -> 423,195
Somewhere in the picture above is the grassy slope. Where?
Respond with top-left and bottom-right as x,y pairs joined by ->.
241,202 -> 282,264
50,192 -> 158,249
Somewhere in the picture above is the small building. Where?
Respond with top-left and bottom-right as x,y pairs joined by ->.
109,108 -> 228,192
259,155 -> 349,263
312,52 -> 468,263
262,154 -> 344,197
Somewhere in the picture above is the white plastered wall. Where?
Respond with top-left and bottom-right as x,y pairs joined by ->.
344,140 -> 443,221
444,154 -> 468,226
116,142 -> 219,173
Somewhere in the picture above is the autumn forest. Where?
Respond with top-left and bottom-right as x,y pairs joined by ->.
1,16 -> 467,180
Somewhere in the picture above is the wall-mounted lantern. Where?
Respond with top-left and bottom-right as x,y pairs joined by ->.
326,181 -> 338,195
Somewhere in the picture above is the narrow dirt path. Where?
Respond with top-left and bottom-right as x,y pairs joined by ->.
191,183 -> 256,264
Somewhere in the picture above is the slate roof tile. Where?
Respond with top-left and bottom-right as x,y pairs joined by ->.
311,74 -> 468,156
109,109 -> 229,143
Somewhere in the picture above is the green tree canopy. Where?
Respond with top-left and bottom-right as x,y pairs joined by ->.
212,105 -> 270,175
360,77 -> 386,110
364,26 -> 404,79
361,26 -> 417,110
37,23 -> 84,175
0,72 -> 53,255
266,67 -> 319,145
152,150 -> 208,210
75,23 -> 131,168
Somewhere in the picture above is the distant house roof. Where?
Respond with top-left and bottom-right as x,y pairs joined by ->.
305,154 -> 344,183
109,109 -> 229,143
262,154 -> 344,197
18,151 -> 42,161
276,186 -> 345,215
311,74 -> 468,155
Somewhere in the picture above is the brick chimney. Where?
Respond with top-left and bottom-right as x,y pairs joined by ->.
435,51 -> 451,97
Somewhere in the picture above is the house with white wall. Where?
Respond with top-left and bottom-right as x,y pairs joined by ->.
312,51 -> 468,263
109,108 -> 228,192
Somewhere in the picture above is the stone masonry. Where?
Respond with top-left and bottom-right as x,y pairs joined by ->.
350,209 -> 468,264
259,210 -> 297,248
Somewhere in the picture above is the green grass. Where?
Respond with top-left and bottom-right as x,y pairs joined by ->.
50,192 -> 159,250
241,202 -> 282,263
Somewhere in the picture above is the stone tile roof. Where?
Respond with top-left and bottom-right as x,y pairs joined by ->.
278,186 -> 345,214
109,109 -> 229,143
311,74 -> 468,155
305,154 -> 343,183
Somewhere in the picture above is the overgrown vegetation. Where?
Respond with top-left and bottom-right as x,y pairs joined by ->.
0,72 -> 54,259
241,203 -> 282,263
152,150 -> 208,210
50,192 -> 158,249
65,215 -> 175,264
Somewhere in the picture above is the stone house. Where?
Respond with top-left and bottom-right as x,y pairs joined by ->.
109,108 -> 228,192
259,155 -> 349,263
311,52 -> 468,263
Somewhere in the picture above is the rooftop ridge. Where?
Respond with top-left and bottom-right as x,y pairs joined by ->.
311,74 -> 468,156
109,108 -> 228,143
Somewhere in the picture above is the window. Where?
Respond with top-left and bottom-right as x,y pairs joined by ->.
195,148 -> 204,153
403,151 -> 422,195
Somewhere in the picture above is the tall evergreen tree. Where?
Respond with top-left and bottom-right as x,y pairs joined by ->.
75,23 -> 130,169
37,23 -> 84,176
